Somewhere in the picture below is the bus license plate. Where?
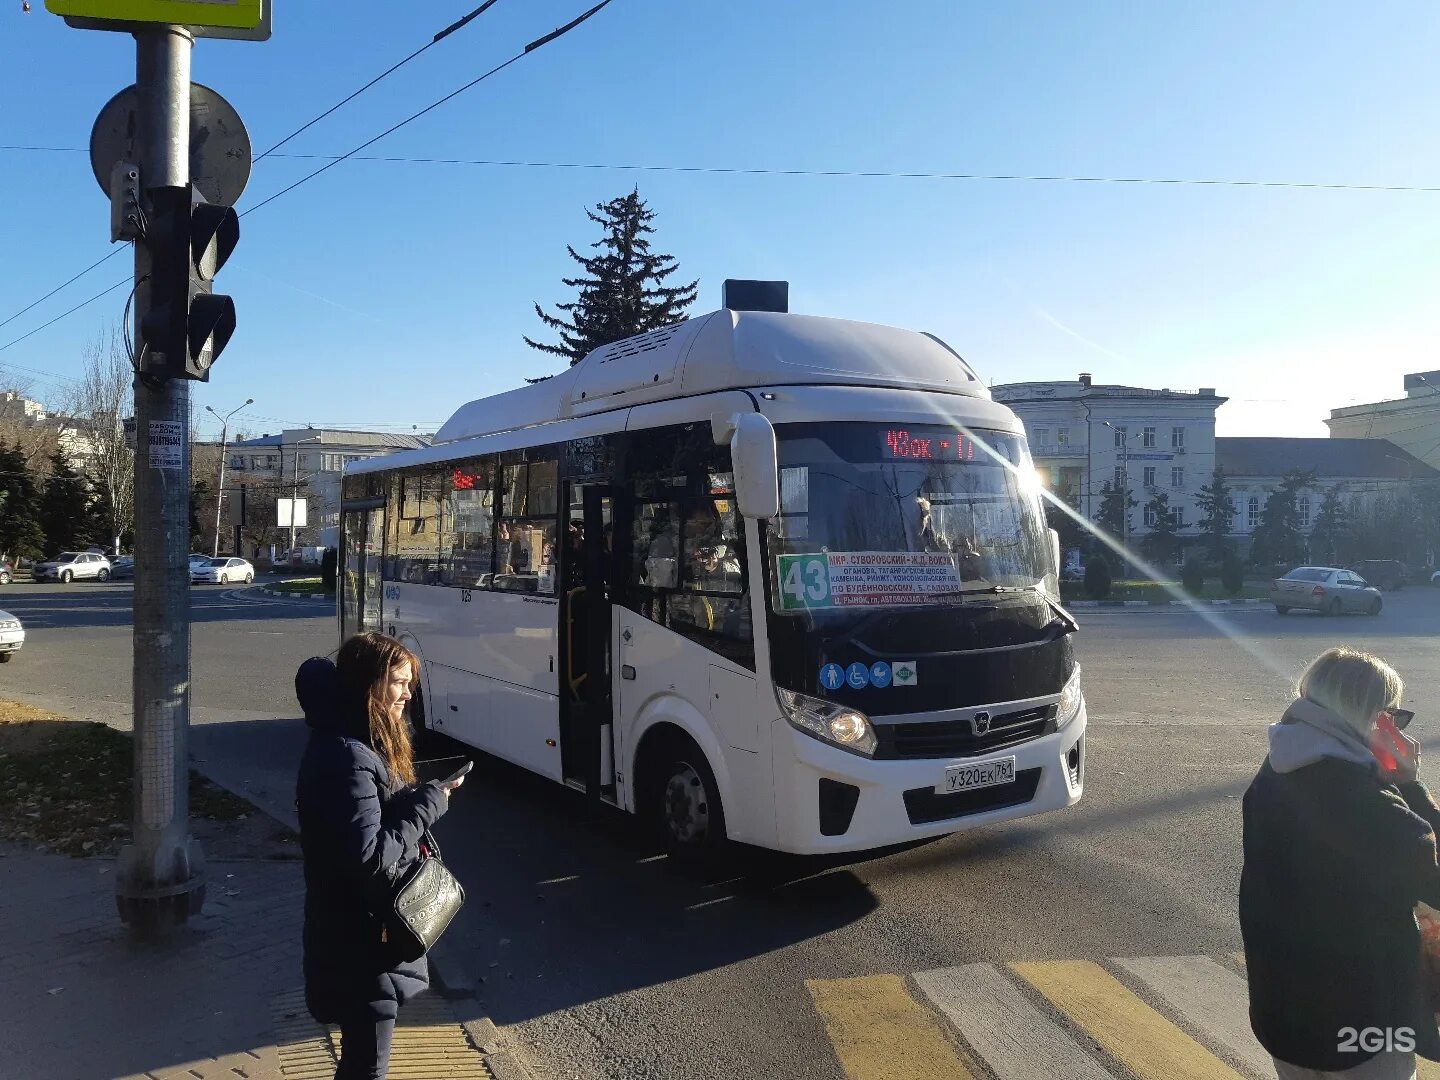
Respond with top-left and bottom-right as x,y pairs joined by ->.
941,757 -> 1016,794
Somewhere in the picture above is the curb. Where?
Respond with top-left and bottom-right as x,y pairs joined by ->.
258,586 -> 335,604
1068,598 -> 1268,609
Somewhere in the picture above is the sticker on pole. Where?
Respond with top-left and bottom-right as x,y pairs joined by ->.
776,552 -> 963,610
148,420 -> 182,470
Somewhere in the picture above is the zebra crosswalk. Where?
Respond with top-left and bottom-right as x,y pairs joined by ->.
808,954 -> 1440,1080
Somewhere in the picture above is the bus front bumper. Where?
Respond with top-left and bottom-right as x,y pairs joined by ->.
767,705 -> 1086,855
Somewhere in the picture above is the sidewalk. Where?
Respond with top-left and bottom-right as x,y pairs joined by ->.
0,844 -> 501,1080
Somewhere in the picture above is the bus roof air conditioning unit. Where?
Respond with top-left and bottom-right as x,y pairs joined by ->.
723,279 -> 789,313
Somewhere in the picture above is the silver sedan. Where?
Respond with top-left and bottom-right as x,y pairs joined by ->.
1272,566 -> 1383,616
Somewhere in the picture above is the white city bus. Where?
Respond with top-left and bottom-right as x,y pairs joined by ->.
338,305 -> 1086,856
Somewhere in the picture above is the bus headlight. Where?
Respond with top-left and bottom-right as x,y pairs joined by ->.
1057,666 -> 1083,729
777,688 -> 878,757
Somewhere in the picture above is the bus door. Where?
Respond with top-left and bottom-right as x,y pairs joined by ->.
560,483 -> 615,801
340,503 -> 385,639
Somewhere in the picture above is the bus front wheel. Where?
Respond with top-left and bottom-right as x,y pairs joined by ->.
642,731 -> 729,870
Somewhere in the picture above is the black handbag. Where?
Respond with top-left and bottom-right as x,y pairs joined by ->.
382,830 -> 465,962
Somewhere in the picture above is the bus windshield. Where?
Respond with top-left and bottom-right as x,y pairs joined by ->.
768,422 -> 1049,614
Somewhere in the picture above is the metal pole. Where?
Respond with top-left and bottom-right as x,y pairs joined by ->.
235,482 -> 246,560
208,399 -> 251,557
212,420 -> 228,557
116,24 -> 205,931
288,440 -> 300,558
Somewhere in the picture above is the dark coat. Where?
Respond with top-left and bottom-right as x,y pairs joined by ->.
1241,745 -> 1440,1070
294,657 -> 448,1024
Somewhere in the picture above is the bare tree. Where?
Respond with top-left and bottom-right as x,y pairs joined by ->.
0,381 -> 63,474
66,327 -> 135,552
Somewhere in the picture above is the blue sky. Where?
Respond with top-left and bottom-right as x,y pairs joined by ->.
3,1 -> 1438,440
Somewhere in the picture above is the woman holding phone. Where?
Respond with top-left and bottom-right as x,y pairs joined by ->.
1241,647 -> 1440,1079
295,633 -> 468,1080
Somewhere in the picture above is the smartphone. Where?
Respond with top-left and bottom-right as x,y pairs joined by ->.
441,761 -> 474,786
1372,713 -> 1402,774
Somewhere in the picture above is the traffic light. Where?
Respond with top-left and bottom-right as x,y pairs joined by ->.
140,184 -> 239,381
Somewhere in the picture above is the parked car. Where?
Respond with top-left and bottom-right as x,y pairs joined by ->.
0,609 -> 22,662
1272,566 -> 1382,616
1348,559 -> 1407,591
192,557 -> 255,585
0,560 -> 12,585
110,556 -> 135,580
33,551 -> 112,583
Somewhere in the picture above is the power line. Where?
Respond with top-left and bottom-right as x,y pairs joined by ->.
0,0 -> 510,347
0,275 -> 131,356
240,0 -> 615,218
252,0 -> 504,162
9,143 -> 1440,194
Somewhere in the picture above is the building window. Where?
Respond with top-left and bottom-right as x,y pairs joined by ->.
1172,426 -> 1185,450
1247,495 -> 1261,530
1143,426 -> 1157,448
1113,425 -> 1127,448
1172,507 -> 1185,529
1171,466 -> 1184,489
1032,426 -> 1049,447
1298,495 -> 1312,529
1057,427 -> 1070,446
1143,466 -> 1157,487
229,455 -> 245,470
1144,504 -> 1158,528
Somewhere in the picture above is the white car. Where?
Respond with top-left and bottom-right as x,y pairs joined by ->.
33,551 -> 112,583
0,610 -> 23,662
192,557 -> 255,585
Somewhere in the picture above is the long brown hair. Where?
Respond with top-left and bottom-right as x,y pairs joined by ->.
336,632 -> 419,787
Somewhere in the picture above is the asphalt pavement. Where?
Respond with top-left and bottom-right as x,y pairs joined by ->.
2,579 -> 1437,1079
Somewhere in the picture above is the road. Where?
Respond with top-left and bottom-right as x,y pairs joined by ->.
2,580 -> 1437,1079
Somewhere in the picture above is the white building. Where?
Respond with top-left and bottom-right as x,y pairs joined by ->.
228,428 -> 430,547
1326,370 -> 1440,470
1216,437 -> 1435,551
991,374 -> 1226,537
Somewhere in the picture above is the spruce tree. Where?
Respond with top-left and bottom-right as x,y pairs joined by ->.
1308,487 -> 1348,565
1141,491 -> 1179,565
1249,469 -> 1315,569
1194,467 -> 1237,561
38,449 -> 97,555
1095,481 -> 1137,541
0,441 -> 45,561
526,189 -> 698,364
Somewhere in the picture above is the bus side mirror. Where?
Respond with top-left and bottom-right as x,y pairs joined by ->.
1049,528 -> 1061,576
714,412 -> 780,519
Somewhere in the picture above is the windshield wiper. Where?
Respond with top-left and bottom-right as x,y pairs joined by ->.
933,583 -> 1079,634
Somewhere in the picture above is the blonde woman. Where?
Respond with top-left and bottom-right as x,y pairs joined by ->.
1241,647 -> 1440,1079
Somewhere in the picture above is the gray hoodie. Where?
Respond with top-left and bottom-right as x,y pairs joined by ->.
1267,696 -> 1377,774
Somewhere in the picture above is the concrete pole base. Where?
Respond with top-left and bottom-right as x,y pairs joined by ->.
115,835 -> 207,934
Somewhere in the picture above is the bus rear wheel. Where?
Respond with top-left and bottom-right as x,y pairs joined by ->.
643,731 -> 729,871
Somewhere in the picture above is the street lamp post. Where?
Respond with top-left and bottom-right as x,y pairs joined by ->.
205,399 -> 253,558
286,435 -> 322,563
1101,421 -> 1146,556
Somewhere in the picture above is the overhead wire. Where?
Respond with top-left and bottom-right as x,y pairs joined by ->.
0,0 -> 513,349
9,144 -> 1440,194
239,0 -> 615,218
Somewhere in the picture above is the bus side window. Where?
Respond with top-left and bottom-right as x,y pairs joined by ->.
390,469 -> 446,584
494,451 -> 560,595
443,457 -> 495,588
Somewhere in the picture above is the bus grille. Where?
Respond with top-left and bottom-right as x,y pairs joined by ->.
903,767 -> 1042,825
873,705 -> 1056,760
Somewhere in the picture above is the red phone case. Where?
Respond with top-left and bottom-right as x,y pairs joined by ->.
1372,713 -> 1402,773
